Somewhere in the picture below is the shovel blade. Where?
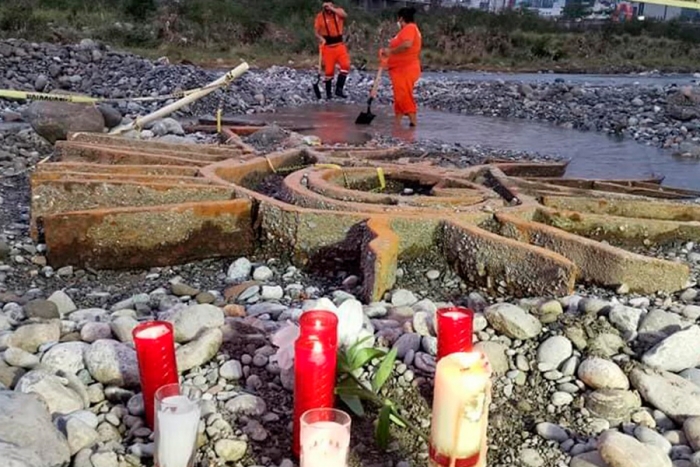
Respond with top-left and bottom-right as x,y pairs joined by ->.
355,111 -> 375,125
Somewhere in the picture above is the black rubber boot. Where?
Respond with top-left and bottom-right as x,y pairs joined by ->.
335,74 -> 348,98
325,80 -> 333,100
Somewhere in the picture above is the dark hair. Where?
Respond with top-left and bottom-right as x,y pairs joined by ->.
397,7 -> 416,23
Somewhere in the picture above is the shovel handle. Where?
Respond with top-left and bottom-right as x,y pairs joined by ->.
369,66 -> 382,99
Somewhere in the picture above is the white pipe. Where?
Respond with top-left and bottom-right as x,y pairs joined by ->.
109,62 -> 250,135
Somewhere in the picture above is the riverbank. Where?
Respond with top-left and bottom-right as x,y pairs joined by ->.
4,1 -> 700,74
1,38 -> 700,467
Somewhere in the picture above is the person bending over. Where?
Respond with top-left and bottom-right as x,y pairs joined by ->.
381,7 -> 422,127
315,1 -> 351,99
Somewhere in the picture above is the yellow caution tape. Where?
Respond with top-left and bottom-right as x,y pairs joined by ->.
313,163 -> 343,170
377,167 -> 386,191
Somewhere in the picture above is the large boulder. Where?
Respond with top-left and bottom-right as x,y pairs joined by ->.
22,101 -> 105,144
0,390 -> 71,467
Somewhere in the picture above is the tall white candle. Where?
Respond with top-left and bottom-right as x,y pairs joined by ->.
301,420 -> 350,467
156,395 -> 201,467
429,351 -> 491,467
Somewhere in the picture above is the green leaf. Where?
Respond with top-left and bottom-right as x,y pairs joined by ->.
339,394 -> 365,417
351,347 -> 386,371
375,405 -> 392,450
372,347 -> 397,393
335,384 -> 375,400
336,350 -> 352,374
346,335 -> 374,367
389,412 -> 406,428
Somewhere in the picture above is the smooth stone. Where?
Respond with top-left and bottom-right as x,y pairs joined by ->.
585,389 -> 641,424
63,417 -> 99,455
0,390 -> 71,466
630,367 -> 700,423
261,285 -> 283,300
474,341 -> 508,375
215,439 -> 247,462
225,394 -> 266,416
47,290 -> 77,316
638,310 -> 683,346
484,303 -> 542,340
537,299 -> 564,323
598,430 -> 672,467
24,299 -> 60,319
91,451 -> 119,467
681,368 -> 700,388
578,357 -> 630,390
84,339 -> 139,388
683,417 -> 700,451
570,451 -> 608,467
220,360 -> 243,380
4,347 -> 40,368
519,448 -> 545,467
252,266 -> 273,281
227,258 -> 252,281
536,422 -> 569,442
171,282 -> 200,297
169,304 -> 225,343
109,316 -> 138,344
609,305 -> 643,337
15,369 -> 85,415
682,305 -> 700,320
641,326 -> 700,372
176,328 -> 223,372
80,322 -> 112,342
537,335 -> 573,368
9,321 -> 61,352
391,289 -> 418,307
588,333 -> 625,358
393,333 -> 421,359
552,391 -> 574,406
634,425 -> 672,455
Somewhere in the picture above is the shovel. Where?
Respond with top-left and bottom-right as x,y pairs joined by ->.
355,65 -> 383,125
312,46 -> 323,100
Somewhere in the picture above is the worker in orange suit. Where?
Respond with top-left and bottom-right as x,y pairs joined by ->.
315,1 -> 351,99
380,7 -> 422,127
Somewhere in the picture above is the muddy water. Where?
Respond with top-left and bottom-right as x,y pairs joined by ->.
239,103 -> 700,190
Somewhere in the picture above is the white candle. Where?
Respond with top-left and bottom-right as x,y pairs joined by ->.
301,420 -> 350,467
155,395 -> 201,467
429,352 -> 492,467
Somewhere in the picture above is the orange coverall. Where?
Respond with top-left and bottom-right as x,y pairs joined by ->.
314,11 -> 351,79
387,23 -> 422,118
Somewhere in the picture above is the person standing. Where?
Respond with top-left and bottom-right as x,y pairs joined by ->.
315,1 -> 351,99
381,7 -> 422,127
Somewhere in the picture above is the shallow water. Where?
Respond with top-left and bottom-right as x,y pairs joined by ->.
242,103 -> 700,190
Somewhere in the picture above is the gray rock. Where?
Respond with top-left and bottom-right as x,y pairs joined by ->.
579,298 -> 611,315
682,305 -> 700,320
519,448 -> 544,467
682,368 -> 700,388
684,417 -> 700,451
412,311 -> 433,336
23,101 -> 105,144
80,322 -> 112,342
110,316 -> 138,344
4,347 -> 40,368
393,333 -> 421,358
97,104 -> 122,129
225,394 -> 266,416
638,309 -> 683,346
23,299 -> 60,319
598,430 -> 672,467
215,439 -> 247,462
552,391 -> 574,406
42,341 -> 89,374
62,417 -> 99,455
176,328 -> 223,372
169,304 -> 224,343
391,289 -> 418,307
484,303 -> 542,339
536,299 -> 563,323
570,451 -> 607,467
588,333 -> 625,358
474,341 -> 508,375
47,290 -> 77,316
171,282 -> 200,297
9,321 -> 60,352
536,422 -> 569,442
642,326 -> 700,372
585,389 -> 641,424
422,335 -> 437,356
536,335 -> 573,368
261,285 -> 283,300
151,117 -> 184,136
609,305 -> 643,337
220,360 -> 243,380
253,266 -> 273,281
34,74 -> 48,91
0,360 -> 24,388
0,391 -> 71,467
15,369 -> 85,415
227,258 -> 252,281
630,367 -> 700,423
84,339 -> 140,388
91,451 -> 119,467
578,357 -> 629,390
247,302 -> 287,319
634,425 -> 672,455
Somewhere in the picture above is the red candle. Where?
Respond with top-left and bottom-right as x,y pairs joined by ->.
293,310 -> 339,457
132,321 -> 179,429
436,307 -> 474,361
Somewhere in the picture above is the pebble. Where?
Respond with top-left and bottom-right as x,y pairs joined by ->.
227,258 -> 252,281
597,430 -> 672,467
536,335 -> 573,368
641,326 -> 700,372
577,357 -> 630,390
551,391 -> 574,406
391,289 -> 418,307
220,360 -> 243,380
215,439 -> 248,462
253,266 -> 273,281
484,303 -> 542,339
536,422 -> 569,442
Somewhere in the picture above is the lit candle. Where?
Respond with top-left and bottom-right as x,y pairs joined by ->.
429,352 -> 491,467
436,307 -> 474,361
132,321 -> 179,429
300,408 -> 351,467
154,384 -> 202,467
293,310 -> 339,457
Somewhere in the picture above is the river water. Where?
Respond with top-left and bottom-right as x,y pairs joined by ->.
239,101 -> 700,191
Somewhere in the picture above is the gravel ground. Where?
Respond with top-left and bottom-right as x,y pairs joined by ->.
2,39 -> 700,467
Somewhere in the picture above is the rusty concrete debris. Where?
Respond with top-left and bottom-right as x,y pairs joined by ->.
30,128 -> 700,301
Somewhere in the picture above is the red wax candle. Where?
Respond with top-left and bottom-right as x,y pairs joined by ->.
292,310 -> 339,457
132,321 -> 179,429
436,307 -> 474,361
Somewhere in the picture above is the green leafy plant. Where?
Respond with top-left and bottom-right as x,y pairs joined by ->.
335,337 -> 429,450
